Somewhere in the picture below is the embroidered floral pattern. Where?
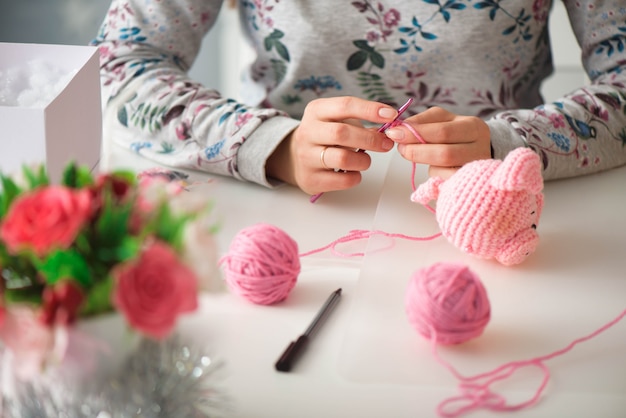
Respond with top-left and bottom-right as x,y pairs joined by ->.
347,1 -> 404,104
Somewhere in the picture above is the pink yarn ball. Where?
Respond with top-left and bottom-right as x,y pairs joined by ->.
405,262 -> 491,345
220,223 -> 301,305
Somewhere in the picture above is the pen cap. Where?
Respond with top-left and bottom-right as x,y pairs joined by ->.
275,335 -> 309,372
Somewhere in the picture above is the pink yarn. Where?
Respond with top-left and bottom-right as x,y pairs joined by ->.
411,147 -> 544,266
433,307 -> 626,418
223,224 -> 441,304
405,262 -> 490,345
405,261 -> 626,418
300,228 -> 441,258
219,223 -> 300,305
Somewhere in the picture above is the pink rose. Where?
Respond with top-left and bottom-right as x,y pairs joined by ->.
0,186 -> 92,257
112,241 -> 198,339
0,306 -> 55,380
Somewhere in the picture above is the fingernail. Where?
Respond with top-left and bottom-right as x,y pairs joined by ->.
382,138 -> 394,150
378,107 -> 397,119
385,127 -> 404,140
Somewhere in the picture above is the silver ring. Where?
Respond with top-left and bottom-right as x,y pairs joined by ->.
320,146 -> 332,170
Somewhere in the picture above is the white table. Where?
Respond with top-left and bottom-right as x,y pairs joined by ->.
101,139 -> 626,418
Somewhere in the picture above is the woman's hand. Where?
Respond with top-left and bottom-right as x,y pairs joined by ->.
267,96 -> 397,196
384,106 -> 492,179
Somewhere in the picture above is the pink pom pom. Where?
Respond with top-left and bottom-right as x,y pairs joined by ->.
405,262 -> 490,345
220,223 -> 300,305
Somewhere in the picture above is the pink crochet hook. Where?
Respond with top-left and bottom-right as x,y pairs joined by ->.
377,97 -> 413,132
310,97 -> 414,203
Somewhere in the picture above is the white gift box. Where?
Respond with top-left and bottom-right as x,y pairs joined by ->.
0,42 -> 101,182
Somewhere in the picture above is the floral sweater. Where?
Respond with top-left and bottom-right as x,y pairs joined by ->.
92,0 -> 626,187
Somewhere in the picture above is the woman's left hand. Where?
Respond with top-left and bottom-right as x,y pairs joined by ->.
384,106 -> 492,179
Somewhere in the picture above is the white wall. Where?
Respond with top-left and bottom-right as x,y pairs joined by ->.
541,1 -> 586,102
0,1 -> 110,46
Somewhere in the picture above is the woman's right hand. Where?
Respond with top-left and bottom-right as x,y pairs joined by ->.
385,106 -> 492,179
266,96 -> 398,196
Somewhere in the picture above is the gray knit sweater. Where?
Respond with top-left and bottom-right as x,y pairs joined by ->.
93,0 -> 626,187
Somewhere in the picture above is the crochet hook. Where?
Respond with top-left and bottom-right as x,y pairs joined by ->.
309,97 -> 414,203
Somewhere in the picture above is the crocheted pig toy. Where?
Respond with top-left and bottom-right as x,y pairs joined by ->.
411,147 -> 544,266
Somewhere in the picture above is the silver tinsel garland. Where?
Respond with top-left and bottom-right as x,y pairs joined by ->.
1,334 -> 229,418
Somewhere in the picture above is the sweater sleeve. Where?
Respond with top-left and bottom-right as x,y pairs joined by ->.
488,0 -> 626,180
91,0 -> 299,187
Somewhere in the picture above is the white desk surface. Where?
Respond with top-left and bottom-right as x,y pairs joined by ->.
101,139 -> 626,418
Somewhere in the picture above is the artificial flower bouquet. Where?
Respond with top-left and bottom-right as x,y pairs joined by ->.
0,162 -> 217,382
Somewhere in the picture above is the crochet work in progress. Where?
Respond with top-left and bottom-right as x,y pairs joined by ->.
412,147 -> 544,266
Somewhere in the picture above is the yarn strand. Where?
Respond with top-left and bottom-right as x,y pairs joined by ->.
433,307 -> 626,417
298,229 -> 442,258
397,120 -> 437,214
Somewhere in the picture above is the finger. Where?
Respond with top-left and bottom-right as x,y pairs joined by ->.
305,170 -> 363,195
408,106 -> 456,124
319,122 -> 394,152
397,142 -> 487,167
344,118 -> 365,128
386,116 -> 486,146
305,96 -> 398,125
319,146 -> 372,172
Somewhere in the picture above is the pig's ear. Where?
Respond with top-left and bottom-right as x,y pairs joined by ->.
411,176 -> 444,204
491,148 -> 543,194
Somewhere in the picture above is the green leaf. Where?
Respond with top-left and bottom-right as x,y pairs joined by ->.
3,286 -> 44,305
116,236 -> 142,261
102,169 -> 137,187
353,40 -> 372,51
117,106 -> 128,127
94,192 -> 133,249
150,203 -> 190,250
347,51 -> 368,71
160,142 -> 175,153
356,71 -> 394,103
0,174 -> 21,219
61,162 -> 94,188
271,58 -> 287,84
80,274 -> 115,316
38,249 -> 92,288
264,32 -> 290,62
269,29 -> 285,39
369,51 -> 385,69
0,252 -> 41,296
274,42 -> 290,62
22,164 -> 49,189
62,162 -> 79,187
92,235 -> 141,272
